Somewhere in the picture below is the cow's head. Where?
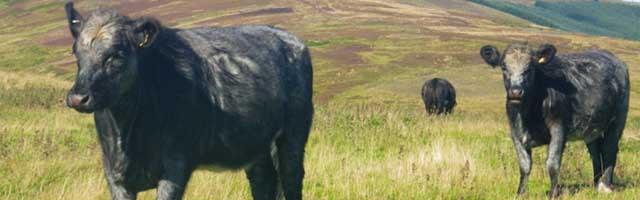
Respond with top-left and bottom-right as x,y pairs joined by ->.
64,2 -> 160,113
480,43 -> 556,105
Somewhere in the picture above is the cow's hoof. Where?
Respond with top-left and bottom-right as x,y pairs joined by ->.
548,190 -> 562,199
597,182 -> 614,193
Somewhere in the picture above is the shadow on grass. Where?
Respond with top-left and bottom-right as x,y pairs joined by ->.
613,176 -> 638,191
560,177 -> 637,196
561,182 -> 592,195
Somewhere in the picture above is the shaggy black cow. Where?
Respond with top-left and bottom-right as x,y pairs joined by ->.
421,78 -> 456,115
480,43 -> 629,197
63,2 -> 313,200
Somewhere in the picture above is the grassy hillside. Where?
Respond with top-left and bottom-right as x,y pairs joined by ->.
471,0 -> 640,40
1,0 -> 640,199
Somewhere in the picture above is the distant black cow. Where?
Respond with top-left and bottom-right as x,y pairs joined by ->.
63,2 -> 313,200
480,43 -> 629,197
421,78 -> 456,115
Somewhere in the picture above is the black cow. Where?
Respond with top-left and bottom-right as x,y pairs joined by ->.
63,2 -> 313,200
421,78 -> 456,115
480,43 -> 629,197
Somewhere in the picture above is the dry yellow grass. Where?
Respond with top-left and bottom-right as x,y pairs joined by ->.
1,0 -> 640,199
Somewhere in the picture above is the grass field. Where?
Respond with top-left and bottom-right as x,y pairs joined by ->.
1,0 -> 640,199
471,0 -> 640,40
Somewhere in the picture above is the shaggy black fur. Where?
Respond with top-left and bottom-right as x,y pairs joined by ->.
421,78 -> 456,115
64,2 -> 313,200
481,43 -> 629,197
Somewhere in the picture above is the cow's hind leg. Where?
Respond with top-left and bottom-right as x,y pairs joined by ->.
598,120 -> 625,193
276,108 -> 312,200
436,99 -> 445,115
245,154 -> 279,200
586,139 -> 604,186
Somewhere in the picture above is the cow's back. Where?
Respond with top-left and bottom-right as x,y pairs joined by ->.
174,25 -> 311,166
544,50 -> 629,142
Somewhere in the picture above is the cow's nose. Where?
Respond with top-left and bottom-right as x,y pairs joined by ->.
67,94 -> 91,108
508,88 -> 524,99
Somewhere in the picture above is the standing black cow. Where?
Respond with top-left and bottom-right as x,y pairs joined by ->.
480,43 -> 629,197
63,2 -> 313,200
421,78 -> 456,115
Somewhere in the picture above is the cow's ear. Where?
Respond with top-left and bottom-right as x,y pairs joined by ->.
64,1 -> 83,39
535,44 -> 556,65
133,17 -> 161,49
480,45 -> 501,68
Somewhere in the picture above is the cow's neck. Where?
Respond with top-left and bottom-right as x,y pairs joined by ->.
537,57 -> 577,94
94,31 -> 187,172
111,27 -> 198,118
100,52 -> 175,148
94,102 -> 139,181
98,85 -> 144,146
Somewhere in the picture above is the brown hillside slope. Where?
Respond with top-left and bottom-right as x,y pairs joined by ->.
4,0 -> 637,102
1,0 -> 640,199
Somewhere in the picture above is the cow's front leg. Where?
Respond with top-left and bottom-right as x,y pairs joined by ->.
546,123 -> 566,198
157,156 -> 192,200
105,174 -> 137,200
508,112 -> 532,196
511,133 -> 532,195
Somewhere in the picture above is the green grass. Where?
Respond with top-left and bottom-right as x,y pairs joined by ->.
1,0 -> 640,199
2,93 -> 640,199
0,0 -> 18,9
471,0 -> 640,40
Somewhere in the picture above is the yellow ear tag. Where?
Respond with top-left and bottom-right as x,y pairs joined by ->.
139,33 -> 149,48
538,57 -> 546,64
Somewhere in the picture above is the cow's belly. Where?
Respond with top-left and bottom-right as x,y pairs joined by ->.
196,119 -> 283,170
566,126 -> 606,143
197,132 -> 279,172
564,110 -> 612,143
197,163 -> 252,172
526,126 -> 603,146
197,83 -> 286,169
553,92 -> 617,143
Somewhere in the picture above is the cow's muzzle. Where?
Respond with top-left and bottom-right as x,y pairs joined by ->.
66,92 -> 95,113
507,88 -> 524,104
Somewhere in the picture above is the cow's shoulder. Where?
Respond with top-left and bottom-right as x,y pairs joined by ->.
541,88 -> 569,118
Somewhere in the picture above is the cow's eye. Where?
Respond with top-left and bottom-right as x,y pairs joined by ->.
104,56 -> 114,66
104,55 -> 122,67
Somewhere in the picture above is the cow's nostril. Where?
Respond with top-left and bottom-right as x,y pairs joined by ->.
514,89 -> 523,96
68,94 -> 91,108
79,95 -> 90,105
509,89 -> 524,99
